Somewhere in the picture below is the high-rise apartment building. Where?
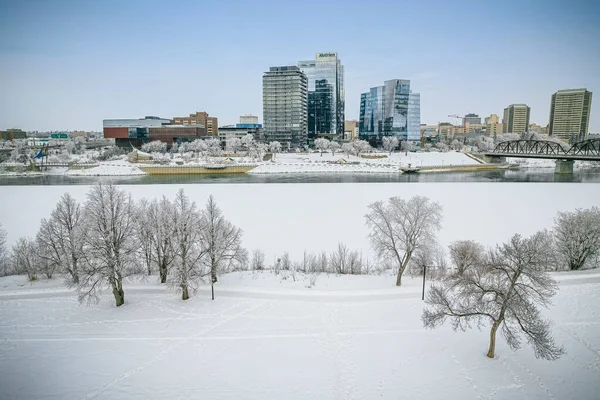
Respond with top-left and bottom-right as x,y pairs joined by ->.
172,111 -> 218,137
503,104 -> 531,134
484,114 -> 502,136
463,113 -> 481,126
262,66 -> 308,148
549,88 -> 593,140
298,52 -> 345,142
239,115 -> 258,125
359,79 -> 420,145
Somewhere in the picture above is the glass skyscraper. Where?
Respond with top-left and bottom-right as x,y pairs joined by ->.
298,53 -> 345,143
359,79 -> 420,145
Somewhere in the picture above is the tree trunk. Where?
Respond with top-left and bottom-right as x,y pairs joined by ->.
182,284 -> 189,300
159,263 -> 167,284
112,285 -> 124,307
396,268 -> 403,286
487,320 -> 500,358
211,261 -> 218,283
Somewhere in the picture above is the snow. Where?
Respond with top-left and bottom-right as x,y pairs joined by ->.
65,161 -> 146,176
250,151 -> 480,174
1,183 -> 599,264
0,271 -> 599,399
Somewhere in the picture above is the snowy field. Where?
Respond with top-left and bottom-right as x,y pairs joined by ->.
1,183 -> 600,262
1,271 -> 599,399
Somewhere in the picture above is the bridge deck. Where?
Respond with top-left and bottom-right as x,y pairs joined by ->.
483,153 -> 600,161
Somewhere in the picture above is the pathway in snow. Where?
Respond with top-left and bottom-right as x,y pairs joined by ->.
0,277 -> 599,399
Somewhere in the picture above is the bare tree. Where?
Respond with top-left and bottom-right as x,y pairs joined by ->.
11,237 -> 38,281
0,223 -> 8,276
135,199 -> 155,276
78,183 -> 137,307
268,141 -> 282,159
314,138 -> 330,156
554,207 -> 600,270
149,197 -> 177,283
251,249 -> 265,270
449,240 -> 485,276
35,193 -> 85,284
170,189 -> 205,300
205,138 -> 222,158
226,137 -> 243,154
329,142 -> 341,156
141,140 -> 167,153
199,195 -> 245,283
382,136 -> 399,154
241,134 -> 254,150
365,195 -> 443,286
422,232 -> 565,360
341,143 -> 354,157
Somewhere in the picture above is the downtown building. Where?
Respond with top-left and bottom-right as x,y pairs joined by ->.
359,79 -> 421,146
298,53 -> 345,143
549,88 -> 593,141
262,66 -> 308,148
503,104 -> 531,134
172,111 -> 218,137
103,116 -> 208,148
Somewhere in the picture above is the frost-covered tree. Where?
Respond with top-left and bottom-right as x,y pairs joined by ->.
135,199 -> 155,276
329,142 -> 341,156
424,143 -> 433,152
170,190 -> 204,300
205,138 -> 222,158
11,237 -> 38,281
148,197 -> 177,283
365,195 -> 443,286
226,137 -> 243,154
353,140 -> 372,155
0,223 -> 8,276
382,136 -> 399,154
248,142 -> 267,161
449,240 -> 485,276
554,207 -> 600,270
342,142 -> 354,157
141,140 -> 167,154
251,249 -> 265,270
401,141 -> 416,152
35,193 -> 85,284
450,139 -> 462,151
314,138 -> 330,156
422,232 -> 565,360
184,139 -> 208,159
199,195 -> 245,283
78,183 -> 137,306
241,134 -> 254,150
268,141 -> 282,159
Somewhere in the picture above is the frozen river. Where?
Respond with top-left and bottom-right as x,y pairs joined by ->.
1,182 -> 599,263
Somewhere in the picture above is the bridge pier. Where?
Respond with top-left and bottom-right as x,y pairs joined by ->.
555,159 -> 574,174
482,155 -> 506,164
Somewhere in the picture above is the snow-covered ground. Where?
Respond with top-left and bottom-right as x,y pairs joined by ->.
65,160 -> 146,176
0,270 -> 599,399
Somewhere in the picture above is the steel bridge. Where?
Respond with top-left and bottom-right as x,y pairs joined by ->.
484,138 -> 600,161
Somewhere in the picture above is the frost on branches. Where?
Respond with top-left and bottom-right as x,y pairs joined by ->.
77,183 -> 138,307
554,207 -> 600,270
422,232 -> 565,360
365,195 -> 443,286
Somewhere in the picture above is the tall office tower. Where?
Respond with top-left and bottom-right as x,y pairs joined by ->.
502,104 -> 531,134
262,66 -> 308,148
359,79 -> 420,145
298,52 -> 345,143
549,88 -> 593,140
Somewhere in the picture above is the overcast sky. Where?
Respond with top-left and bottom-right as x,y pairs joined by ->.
1,0 -> 599,132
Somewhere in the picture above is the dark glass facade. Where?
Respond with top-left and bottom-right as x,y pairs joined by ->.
298,53 -> 345,142
359,79 -> 420,146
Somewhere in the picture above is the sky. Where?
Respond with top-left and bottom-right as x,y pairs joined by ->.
0,0 -> 599,132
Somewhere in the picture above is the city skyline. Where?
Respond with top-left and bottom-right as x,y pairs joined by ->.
0,0 -> 599,132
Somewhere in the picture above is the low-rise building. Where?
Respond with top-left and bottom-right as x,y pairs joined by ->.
172,111 -> 218,137
103,116 -> 207,148
1,128 -> 27,140
218,126 -> 263,145
344,120 -> 358,141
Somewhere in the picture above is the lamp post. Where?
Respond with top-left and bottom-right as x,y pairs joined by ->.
421,264 -> 439,301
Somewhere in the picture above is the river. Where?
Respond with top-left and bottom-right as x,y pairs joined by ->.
1,167 -> 600,185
